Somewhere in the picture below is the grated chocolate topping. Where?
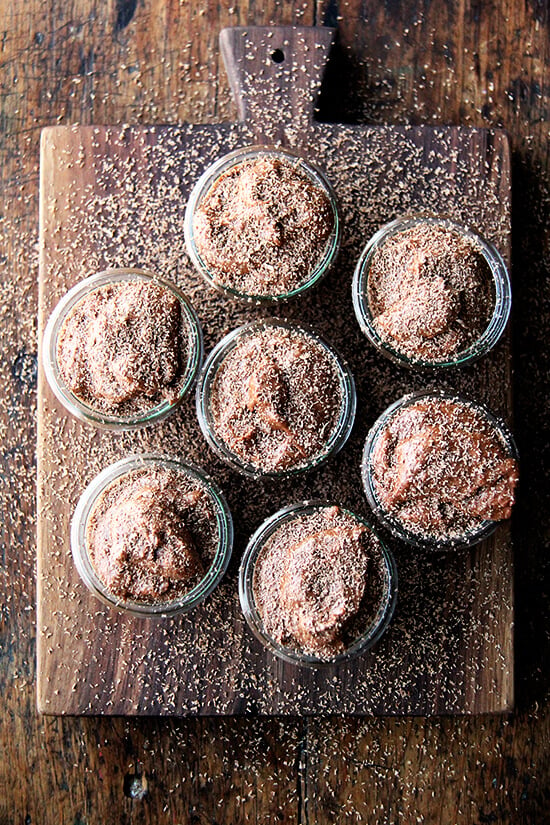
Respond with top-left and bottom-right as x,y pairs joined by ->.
209,325 -> 344,473
86,466 -> 219,604
370,396 -> 519,541
192,154 -> 334,296
56,279 -> 188,416
367,222 -> 494,361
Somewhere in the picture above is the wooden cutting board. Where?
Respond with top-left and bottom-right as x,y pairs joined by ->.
37,25 -> 513,716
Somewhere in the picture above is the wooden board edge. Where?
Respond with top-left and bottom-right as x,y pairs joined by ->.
36,126 -> 54,715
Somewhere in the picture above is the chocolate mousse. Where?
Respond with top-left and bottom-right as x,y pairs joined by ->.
369,396 -> 519,542
86,466 -> 219,603
192,154 -> 335,296
252,505 -> 387,659
208,325 -> 344,473
367,222 -> 494,362
57,279 -> 187,416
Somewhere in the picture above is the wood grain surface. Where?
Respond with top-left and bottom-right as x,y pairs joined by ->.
37,115 -> 512,716
2,0 -> 550,822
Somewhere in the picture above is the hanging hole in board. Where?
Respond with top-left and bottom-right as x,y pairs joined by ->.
271,49 -> 285,64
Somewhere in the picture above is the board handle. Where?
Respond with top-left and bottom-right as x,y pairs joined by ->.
219,25 -> 335,144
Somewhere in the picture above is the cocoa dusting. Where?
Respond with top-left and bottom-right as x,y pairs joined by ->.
252,506 -> 387,660
367,222 -> 495,361
370,396 -> 519,541
86,466 -> 219,603
209,325 -> 344,473
192,154 -> 334,296
57,280 -> 188,416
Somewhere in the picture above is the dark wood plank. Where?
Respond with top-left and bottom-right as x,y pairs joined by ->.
37,98 -> 513,716
220,25 -> 335,141
1,0 -> 550,822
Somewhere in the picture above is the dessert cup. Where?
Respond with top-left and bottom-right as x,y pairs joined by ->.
42,268 -> 203,429
71,454 -> 233,616
352,216 -> 511,369
362,390 -> 519,550
184,145 -> 340,303
239,500 -> 397,667
196,319 -> 356,478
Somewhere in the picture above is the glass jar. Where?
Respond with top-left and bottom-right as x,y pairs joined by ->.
42,268 -> 203,429
352,215 -> 511,369
184,145 -> 341,303
239,500 -> 397,667
196,318 -> 356,478
362,390 -> 519,550
71,454 -> 233,617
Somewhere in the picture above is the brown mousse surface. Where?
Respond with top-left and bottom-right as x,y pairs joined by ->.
192,154 -> 334,296
57,280 -> 187,416
209,325 -> 344,473
86,466 -> 219,603
252,506 -> 387,660
370,396 -> 519,541
367,222 -> 495,362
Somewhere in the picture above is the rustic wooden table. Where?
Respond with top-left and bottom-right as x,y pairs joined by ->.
1,1 -> 549,823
